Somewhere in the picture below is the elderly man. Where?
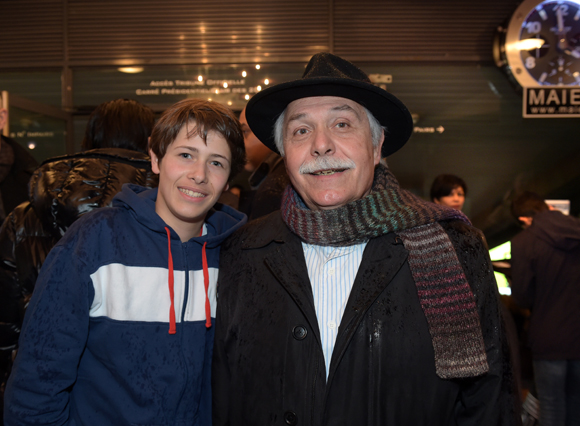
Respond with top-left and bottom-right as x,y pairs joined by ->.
213,53 -> 519,425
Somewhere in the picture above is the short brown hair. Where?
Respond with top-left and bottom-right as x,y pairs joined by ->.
511,191 -> 549,222
149,99 -> 246,180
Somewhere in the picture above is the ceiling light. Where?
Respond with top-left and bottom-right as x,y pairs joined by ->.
118,67 -> 144,74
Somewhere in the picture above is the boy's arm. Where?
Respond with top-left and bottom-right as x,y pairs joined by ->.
3,237 -> 92,426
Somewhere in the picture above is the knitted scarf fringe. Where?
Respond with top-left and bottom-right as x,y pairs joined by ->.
281,164 -> 489,379
398,223 -> 489,378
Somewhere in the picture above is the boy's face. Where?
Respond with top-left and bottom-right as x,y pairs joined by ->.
150,122 -> 231,241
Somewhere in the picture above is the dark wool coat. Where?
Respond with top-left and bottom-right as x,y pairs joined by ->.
213,213 -> 521,426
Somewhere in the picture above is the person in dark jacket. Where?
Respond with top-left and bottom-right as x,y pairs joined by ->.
0,98 -> 157,418
219,106 -> 290,220
0,100 -> 38,224
213,52 -> 521,426
510,191 -> 580,426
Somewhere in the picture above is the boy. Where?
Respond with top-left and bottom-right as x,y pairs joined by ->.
4,99 -> 247,426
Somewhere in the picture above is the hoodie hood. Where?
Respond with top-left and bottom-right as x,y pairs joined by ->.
113,184 -> 247,247
529,210 -> 580,251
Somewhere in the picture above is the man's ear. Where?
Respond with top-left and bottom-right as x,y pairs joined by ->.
518,216 -> 533,227
374,130 -> 385,166
150,149 -> 160,174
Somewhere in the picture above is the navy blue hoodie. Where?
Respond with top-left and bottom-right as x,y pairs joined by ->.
4,184 -> 246,426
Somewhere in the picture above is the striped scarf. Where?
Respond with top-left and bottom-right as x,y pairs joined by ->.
281,164 -> 489,379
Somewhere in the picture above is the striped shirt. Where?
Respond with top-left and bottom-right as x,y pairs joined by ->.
302,240 -> 367,378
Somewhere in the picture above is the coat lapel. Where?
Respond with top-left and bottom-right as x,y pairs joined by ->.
327,233 -> 408,383
248,215 -> 322,348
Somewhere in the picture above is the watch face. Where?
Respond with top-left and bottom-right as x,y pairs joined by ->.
504,0 -> 580,86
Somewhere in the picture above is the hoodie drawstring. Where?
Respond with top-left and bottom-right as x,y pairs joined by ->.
165,226 -> 212,334
165,227 -> 177,334
201,241 -> 211,328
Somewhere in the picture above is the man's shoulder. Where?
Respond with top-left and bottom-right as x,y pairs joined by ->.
510,224 -> 537,254
439,219 -> 486,246
510,227 -> 529,244
223,211 -> 287,251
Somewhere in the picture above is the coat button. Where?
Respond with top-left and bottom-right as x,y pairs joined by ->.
284,411 -> 298,425
292,325 -> 307,340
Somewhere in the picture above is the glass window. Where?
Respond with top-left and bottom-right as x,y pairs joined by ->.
8,106 -> 67,163
0,71 -> 62,107
73,64 -> 307,112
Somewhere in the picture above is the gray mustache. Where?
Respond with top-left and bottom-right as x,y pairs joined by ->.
299,157 -> 356,174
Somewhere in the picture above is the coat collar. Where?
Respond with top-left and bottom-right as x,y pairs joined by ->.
243,212 -> 323,349
240,212 -> 290,249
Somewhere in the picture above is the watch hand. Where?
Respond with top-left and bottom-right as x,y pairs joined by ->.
565,47 -> 580,58
557,6 -> 565,35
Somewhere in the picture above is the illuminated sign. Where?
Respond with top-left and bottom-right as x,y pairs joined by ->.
523,87 -> 580,117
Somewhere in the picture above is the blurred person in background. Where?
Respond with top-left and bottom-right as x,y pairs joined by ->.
220,105 -> 289,220
0,95 -> 38,225
430,173 -> 467,211
510,191 -> 580,426
0,98 -> 157,419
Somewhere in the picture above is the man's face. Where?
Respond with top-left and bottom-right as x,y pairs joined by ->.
150,122 -> 231,241
240,107 -> 272,172
282,96 -> 383,211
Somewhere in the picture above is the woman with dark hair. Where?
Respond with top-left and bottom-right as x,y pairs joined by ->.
430,173 -> 468,211
0,99 -> 158,414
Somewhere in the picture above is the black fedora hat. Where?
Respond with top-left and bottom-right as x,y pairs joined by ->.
245,52 -> 413,157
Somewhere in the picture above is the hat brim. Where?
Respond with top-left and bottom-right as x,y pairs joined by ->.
245,76 -> 413,157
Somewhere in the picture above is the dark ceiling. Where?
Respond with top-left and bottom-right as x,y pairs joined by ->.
2,0 -> 579,250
